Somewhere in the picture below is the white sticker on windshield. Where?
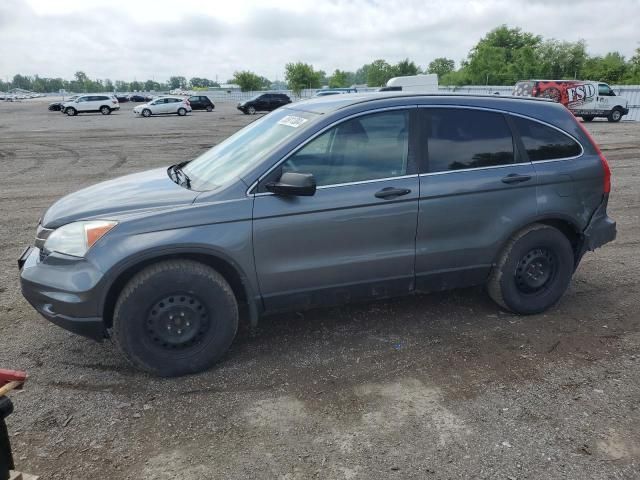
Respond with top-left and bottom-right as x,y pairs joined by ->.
277,115 -> 308,128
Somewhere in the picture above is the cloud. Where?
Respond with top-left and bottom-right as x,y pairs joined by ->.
0,0 -> 638,83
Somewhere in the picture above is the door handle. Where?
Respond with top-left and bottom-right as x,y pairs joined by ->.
375,187 -> 411,199
501,173 -> 532,184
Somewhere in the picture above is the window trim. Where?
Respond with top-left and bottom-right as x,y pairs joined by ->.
247,106 -> 417,196
416,105 -> 584,177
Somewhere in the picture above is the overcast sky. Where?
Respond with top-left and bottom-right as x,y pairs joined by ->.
1,0 -> 638,83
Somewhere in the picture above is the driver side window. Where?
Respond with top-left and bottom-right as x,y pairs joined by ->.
280,110 -> 410,187
598,84 -> 614,96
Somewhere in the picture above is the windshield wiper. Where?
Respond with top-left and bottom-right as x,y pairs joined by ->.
169,163 -> 191,189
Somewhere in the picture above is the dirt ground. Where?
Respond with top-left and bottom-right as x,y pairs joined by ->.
0,98 -> 638,479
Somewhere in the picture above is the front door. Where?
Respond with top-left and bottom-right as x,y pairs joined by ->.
415,107 -> 538,290
252,108 -> 420,311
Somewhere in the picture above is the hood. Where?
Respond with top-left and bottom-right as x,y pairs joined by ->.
42,167 -> 200,228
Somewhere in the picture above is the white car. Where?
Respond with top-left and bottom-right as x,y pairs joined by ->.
62,94 -> 120,116
133,96 -> 192,117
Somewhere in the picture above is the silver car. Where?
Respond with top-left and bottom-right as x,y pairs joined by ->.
133,96 -> 192,117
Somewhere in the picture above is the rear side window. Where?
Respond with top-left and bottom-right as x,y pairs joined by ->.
511,116 -> 581,161
426,109 -> 514,173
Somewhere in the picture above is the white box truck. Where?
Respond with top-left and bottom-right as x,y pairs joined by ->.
380,74 -> 439,93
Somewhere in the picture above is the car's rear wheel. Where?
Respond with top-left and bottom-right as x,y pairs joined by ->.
206,105 -> 213,112
142,108 -> 151,117
177,107 -> 187,116
247,106 -> 256,115
582,115 -> 595,122
100,106 -> 111,115
65,107 -> 77,116
607,107 -> 623,122
487,224 -> 574,315
112,260 -> 239,377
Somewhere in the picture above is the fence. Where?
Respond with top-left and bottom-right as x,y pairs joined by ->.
438,85 -> 640,121
196,85 -> 640,121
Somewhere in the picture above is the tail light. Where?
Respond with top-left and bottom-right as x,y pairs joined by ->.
532,86 -> 538,97
185,99 -> 190,106
575,118 -> 611,194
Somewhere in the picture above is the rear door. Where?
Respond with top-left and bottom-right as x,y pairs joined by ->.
253,108 -> 420,311
415,107 -> 538,290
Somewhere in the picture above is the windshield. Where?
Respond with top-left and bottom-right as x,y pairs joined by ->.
182,108 -> 319,191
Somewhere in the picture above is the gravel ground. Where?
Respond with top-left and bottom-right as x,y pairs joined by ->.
0,99 -> 638,479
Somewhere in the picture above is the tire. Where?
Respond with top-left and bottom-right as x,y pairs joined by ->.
65,107 -> 77,116
247,106 -> 256,115
607,107 -> 623,123
487,224 -> 574,315
113,260 -> 239,377
177,107 -> 187,116
206,105 -> 213,112
582,115 -> 594,122
100,106 -> 111,115
142,108 -> 151,117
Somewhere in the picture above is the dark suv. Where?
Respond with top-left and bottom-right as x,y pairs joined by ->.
19,94 -> 616,376
188,95 -> 215,112
237,93 -> 291,114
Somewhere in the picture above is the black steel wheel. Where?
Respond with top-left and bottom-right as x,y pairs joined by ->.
113,260 -> 238,376
488,224 -> 574,314
145,294 -> 210,350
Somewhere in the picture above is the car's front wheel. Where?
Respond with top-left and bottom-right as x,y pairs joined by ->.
142,108 -> 152,117
487,224 -> 574,315
247,106 -> 256,115
65,107 -> 77,116
113,260 -> 239,377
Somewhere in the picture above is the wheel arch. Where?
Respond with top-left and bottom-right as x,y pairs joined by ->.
496,216 -> 584,267
101,249 -> 260,330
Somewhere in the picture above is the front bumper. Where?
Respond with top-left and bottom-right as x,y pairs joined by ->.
19,247 -> 107,341
621,107 -> 629,115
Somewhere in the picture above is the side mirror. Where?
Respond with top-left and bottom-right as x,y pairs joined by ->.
266,172 -> 316,196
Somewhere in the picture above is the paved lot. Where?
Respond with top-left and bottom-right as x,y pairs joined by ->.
0,99 -> 639,479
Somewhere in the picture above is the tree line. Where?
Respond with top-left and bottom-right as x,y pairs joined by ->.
2,25 -> 639,95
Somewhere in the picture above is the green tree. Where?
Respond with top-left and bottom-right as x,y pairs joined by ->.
284,62 -> 322,96
583,52 -> 627,83
354,64 -> 370,84
536,40 -> 587,79
329,69 -> 349,88
464,25 -> 542,84
393,58 -> 420,76
366,59 -> 394,87
427,57 -> 455,77
169,76 -> 186,89
232,71 -> 264,91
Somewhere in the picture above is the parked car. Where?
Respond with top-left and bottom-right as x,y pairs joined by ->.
133,96 -> 191,117
313,88 -> 358,97
115,95 -> 129,103
237,93 -> 291,114
188,95 -> 215,112
62,95 -> 120,116
19,94 -> 616,376
48,96 -> 78,111
128,94 -> 151,102
512,80 -> 629,122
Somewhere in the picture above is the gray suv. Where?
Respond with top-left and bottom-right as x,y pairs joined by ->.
19,94 -> 616,376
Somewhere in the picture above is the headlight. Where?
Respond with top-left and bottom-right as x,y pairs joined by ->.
44,220 -> 117,257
